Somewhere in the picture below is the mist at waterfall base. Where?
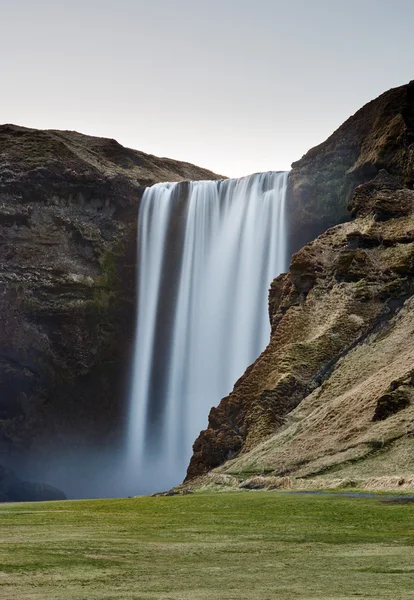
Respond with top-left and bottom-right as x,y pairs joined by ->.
126,171 -> 288,495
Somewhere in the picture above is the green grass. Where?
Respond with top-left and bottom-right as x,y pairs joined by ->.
0,492 -> 413,599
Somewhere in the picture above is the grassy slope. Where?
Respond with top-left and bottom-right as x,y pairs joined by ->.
0,494 -> 414,599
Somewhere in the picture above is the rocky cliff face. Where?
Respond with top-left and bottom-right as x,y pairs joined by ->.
0,124 -> 221,490
187,83 -> 414,490
5,81 -> 414,497
287,81 -> 414,253
187,173 -> 414,488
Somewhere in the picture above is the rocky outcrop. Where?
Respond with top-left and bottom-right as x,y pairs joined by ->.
186,175 -> 414,484
0,124 -> 221,478
0,465 -> 66,502
287,81 -> 414,253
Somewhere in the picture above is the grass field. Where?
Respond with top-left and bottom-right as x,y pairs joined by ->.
0,492 -> 413,599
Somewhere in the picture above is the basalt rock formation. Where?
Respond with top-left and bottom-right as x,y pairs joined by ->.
187,82 -> 414,489
287,80 -> 414,254
0,124 -> 220,483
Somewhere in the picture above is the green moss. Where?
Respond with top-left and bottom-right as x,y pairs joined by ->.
95,247 -> 117,290
92,241 -> 126,313
92,288 -> 113,313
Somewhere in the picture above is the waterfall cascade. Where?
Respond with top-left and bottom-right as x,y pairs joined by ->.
127,171 -> 288,493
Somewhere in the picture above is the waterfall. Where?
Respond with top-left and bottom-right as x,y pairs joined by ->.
127,171 -> 288,493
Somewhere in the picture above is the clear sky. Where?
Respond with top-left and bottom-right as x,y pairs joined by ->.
1,0 -> 413,177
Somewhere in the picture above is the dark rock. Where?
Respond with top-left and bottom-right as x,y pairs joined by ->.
334,249 -> 369,282
373,387 -> 412,421
346,231 -> 383,249
0,465 -> 66,502
6,481 -> 66,502
290,246 -> 323,293
239,480 -> 266,490
0,125 -> 222,469
374,189 -> 414,221
288,83 -> 414,253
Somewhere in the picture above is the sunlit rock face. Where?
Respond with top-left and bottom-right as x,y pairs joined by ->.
127,172 -> 289,493
0,124 -> 220,498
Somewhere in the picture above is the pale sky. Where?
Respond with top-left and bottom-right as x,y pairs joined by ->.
1,0 -> 413,177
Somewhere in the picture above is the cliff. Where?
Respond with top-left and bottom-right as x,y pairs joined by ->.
187,173 -> 414,490
0,124 -> 221,491
287,80 -> 414,253
187,83 -> 414,491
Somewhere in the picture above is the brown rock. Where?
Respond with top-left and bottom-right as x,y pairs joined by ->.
287,81 -> 414,253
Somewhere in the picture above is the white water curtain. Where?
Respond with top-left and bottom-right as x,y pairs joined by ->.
127,171 -> 288,493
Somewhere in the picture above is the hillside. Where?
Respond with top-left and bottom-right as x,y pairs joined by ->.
186,83 -> 414,492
